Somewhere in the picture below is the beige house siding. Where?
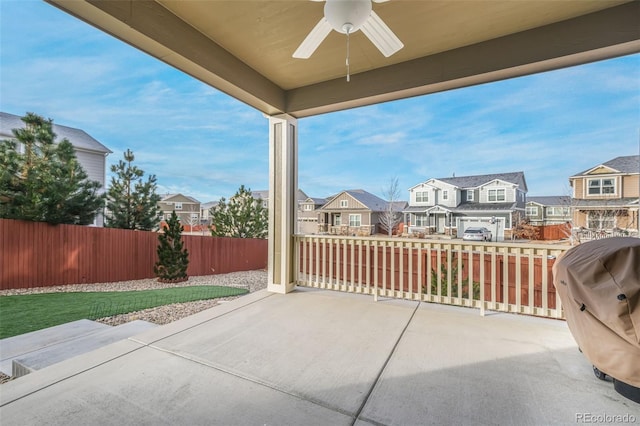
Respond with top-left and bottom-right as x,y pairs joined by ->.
572,179 -> 584,198
622,174 -> 640,198
159,194 -> 201,226
323,194 -> 366,210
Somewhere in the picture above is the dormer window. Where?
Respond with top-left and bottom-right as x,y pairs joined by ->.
340,200 -> 348,208
466,191 -> 474,201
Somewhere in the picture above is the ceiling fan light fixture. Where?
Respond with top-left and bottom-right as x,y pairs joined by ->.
324,0 -> 372,34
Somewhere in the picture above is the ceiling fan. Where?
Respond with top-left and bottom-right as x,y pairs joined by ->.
293,0 -> 404,80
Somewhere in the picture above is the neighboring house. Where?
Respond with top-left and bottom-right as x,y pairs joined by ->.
252,189 -> 308,209
251,189 -> 271,208
200,201 -> 218,226
317,189 -> 407,236
252,189 -> 316,233
569,155 -> 639,235
158,193 -> 201,232
526,196 -> 572,226
404,172 -> 527,241
298,197 -> 326,234
0,111 -> 112,226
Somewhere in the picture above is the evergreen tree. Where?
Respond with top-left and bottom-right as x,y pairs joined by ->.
105,149 -> 161,230
0,112 -> 104,225
210,185 -> 268,239
154,211 -> 189,282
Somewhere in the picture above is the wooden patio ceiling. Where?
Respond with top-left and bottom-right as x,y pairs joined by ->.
46,1 -> 639,118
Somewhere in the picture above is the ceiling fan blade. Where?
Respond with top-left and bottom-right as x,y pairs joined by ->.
293,18 -> 332,59
360,10 -> 404,57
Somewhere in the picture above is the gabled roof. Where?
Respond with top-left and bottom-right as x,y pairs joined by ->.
0,111 -> 112,154
321,189 -> 404,213
435,171 -> 527,192
527,196 -> 571,206
161,193 -> 200,204
572,155 -> 640,177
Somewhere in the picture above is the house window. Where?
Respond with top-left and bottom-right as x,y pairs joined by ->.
333,214 -> 341,226
488,189 -> 506,202
587,211 -> 615,229
546,207 -> 569,216
174,202 -> 183,210
340,200 -> 348,208
442,190 -> 448,201
414,214 -> 428,227
349,214 -> 361,227
191,213 -> 199,220
588,178 -> 615,195
415,191 -> 428,202
304,204 -> 313,211
526,206 -> 538,216
466,191 -> 474,202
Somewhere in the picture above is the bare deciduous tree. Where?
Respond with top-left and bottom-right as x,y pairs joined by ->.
511,212 -> 540,240
379,177 -> 402,236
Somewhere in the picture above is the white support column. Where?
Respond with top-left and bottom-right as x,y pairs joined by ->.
267,114 -> 298,294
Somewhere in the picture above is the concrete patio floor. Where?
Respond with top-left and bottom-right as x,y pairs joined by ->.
1,288 -> 638,425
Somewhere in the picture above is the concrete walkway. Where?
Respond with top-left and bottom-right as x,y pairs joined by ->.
1,288 -> 638,425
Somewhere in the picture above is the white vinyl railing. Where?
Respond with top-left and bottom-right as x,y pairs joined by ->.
294,235 -> 571,319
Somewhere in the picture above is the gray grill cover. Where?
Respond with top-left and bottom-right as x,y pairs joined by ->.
553,237 -> 640,387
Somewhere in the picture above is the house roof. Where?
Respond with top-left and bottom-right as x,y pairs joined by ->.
321,189 -> 405,213
345,189 -> 388,211
454,202 -> 517,212
404,202 -> 517,214
415,171 -> 528,192
572,155 -> 640,177
160,193 -> 200,204
573,197 -> 639,208
0,111 -> 112,154
304,197 -> 327,205
251,190 -> 270,200
527,196 -> 572,206
201,201 -> 218,209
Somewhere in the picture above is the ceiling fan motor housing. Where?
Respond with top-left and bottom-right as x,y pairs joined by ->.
324,0 -> 372,34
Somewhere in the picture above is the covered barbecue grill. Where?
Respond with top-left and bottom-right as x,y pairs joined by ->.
553,237 -> 640,403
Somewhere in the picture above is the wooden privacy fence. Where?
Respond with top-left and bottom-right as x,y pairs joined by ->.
534,224 -> 570,241
0,219 -> 267,289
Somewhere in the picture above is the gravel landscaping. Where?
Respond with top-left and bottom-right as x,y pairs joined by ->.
0,270 -> 267,385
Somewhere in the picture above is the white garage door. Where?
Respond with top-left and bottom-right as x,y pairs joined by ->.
457,217 -> 505,242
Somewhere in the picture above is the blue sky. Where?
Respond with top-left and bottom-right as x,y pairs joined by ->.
1,1 -> 639,203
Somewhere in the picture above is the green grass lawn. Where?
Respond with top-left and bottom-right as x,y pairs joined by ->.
0,286 -> 248,339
